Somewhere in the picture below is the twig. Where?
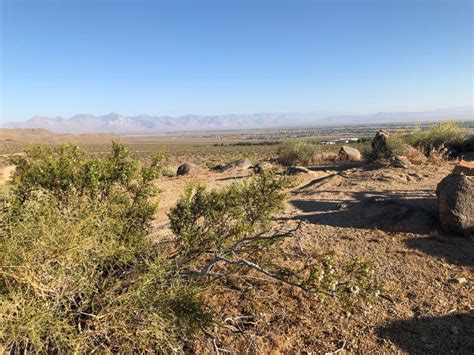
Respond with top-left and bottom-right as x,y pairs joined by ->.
325,340 -> 347,355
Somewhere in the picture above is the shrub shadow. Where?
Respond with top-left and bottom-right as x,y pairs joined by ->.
287,190 -> 438,235
215,175 -> 248,181
376,313 -> 474,354
307,161 -> 385,173
404,234 -> 474,269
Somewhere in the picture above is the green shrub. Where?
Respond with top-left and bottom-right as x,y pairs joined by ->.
407,121 -> 467,154
277,139 -> 317,166
162,165 -> 176,177
0,143 -> 210,352
169,172 -> 294,261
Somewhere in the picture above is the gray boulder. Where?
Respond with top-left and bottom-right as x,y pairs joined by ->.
390,155 -> 411,169
436,171 -> 474,236
338,146 -> 362,161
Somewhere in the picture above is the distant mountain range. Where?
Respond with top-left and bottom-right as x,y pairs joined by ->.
2,107 -> 472,134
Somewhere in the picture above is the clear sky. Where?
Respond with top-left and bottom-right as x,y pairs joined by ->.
1,0 -> 472,122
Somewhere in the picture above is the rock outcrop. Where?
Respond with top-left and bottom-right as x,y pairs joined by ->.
452,160 -> 474,176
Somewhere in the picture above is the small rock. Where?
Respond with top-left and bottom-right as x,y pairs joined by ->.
390,155 -> 411,169
450,276 -> 467,284
176,163 -> 201,176
349,286 -> 360,295
252,161 -> 274,174
450,326 -> 460,335
336,202 -> 349,210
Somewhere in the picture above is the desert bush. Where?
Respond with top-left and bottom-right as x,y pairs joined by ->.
313,151 -> 338,164
407,121 -> 467,154
277,139 -> 318,166
1,143 -> 379,352
169,172 -> 294,261
404,145 -> 427,165
168,173 -> 380,299
162,165 -> 176,177
0,143 -> 211,352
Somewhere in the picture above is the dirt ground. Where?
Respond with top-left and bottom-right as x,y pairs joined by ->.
1,158 -> 472,353
153,161 -> 473,354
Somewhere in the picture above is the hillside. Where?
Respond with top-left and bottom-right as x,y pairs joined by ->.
0,128 -> 119,145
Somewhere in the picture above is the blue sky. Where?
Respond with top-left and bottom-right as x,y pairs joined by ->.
1,0 -> 472,122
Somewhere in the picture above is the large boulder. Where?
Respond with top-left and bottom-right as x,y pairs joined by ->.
338,146 -> 362,162
436,164 -> 474,236
371,130 -> 390,156
390,155 -> 411,169
176,163 -> 201,176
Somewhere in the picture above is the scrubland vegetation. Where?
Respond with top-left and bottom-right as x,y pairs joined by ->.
406,121 -> 467,154
0,143 -> 379,352
276,121 -> 470,165
0,122 -> 472,353
277,139 -> 318,166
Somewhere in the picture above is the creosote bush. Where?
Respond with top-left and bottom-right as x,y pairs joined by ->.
406,121 -> 467,155
1,143 -> 210,352
277,139 -> 318,166
161,165 -> 176,177
1,143 -> 379,352
169,172 -> 295,271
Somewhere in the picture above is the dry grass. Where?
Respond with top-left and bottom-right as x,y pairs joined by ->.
404,146 -> 427,165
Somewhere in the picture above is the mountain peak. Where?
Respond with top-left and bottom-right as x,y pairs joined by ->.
2,107 -> 472,135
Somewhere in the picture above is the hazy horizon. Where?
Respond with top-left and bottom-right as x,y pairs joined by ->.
1,0 -> 472,123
